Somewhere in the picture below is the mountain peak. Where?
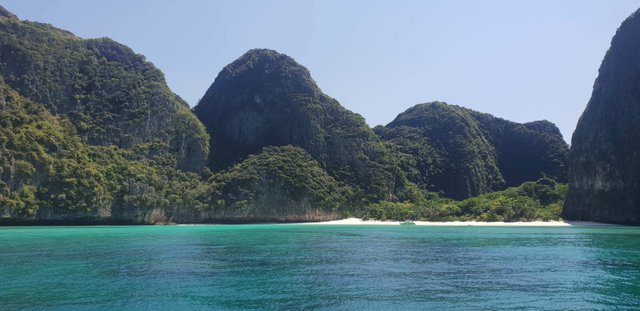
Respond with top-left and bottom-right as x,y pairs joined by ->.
193,48 -> 347,170
226,48 -> 304,73
0,5 -> 17,19
227,49 -> 296,71
240,48 -> 289,59
193,49 -> 322,146
193,49 -> 410,202
206,48 -> 320,101
379,101 -> 569,199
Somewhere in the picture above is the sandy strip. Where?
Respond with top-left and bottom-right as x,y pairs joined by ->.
295,218 -> 616,227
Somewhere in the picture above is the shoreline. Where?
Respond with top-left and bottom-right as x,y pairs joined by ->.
0,218 -> 620,227
292,218 -> 618,227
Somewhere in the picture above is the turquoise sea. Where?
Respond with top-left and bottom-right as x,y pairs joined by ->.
1,225 -> 639,310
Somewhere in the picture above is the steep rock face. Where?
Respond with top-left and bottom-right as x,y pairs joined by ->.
376,102 -> 568,200
565,9 -> 640,224
194,49 -> 406,201
0,8 -> 208,172
470,114 -> 569,187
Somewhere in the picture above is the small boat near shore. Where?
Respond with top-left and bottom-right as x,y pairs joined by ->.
400,220 -> 416,225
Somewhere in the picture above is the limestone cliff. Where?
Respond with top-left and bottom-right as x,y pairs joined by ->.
565,9 -> 640,224
0,7 -> 208,172
194,49 -> 410,202
376,102 -> 568,200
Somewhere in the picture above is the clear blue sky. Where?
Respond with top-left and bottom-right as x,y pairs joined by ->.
3,0 -> 639,142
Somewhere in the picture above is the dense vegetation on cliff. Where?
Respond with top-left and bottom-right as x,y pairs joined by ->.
0,7 -> 213,222
207,146 -> 346,221
363,178 -> 566,222
375,102 -> 569,200
565,8 -> 640,225
193,49 -> 417,203
0,80 -> 211,221
0,6 -> 572,223
0,9 -> 209,172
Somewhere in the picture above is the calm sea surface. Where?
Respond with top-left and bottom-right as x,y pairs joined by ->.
1,225 -> 639,310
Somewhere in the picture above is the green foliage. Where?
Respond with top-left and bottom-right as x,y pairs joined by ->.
194,49 -> 418,203
0,81 -> 211,218
211,145 -> 349,213
377,102 -> 504,199
0,7 -> 573,224
0,11 -> 208,172
376,102 -> 569,199
362,178 -> 567,221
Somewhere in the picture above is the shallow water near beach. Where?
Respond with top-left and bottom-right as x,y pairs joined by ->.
1,225 -> 640,310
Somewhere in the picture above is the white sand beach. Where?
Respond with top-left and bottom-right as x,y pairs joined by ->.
297,218 -> 616,227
